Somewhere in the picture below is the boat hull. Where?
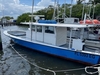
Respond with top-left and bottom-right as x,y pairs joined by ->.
11,37 -> 100,65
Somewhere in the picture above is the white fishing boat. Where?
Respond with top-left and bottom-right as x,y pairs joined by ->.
4,0 -> 100,64
3,13 -> 100,65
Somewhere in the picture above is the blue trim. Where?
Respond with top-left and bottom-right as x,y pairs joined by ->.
12,38 -> 100,64
38,20 -> 57,24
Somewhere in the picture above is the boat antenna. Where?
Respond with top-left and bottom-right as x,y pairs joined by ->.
92,2 -> 95,19
81,0 -> 85,20
88,1 -> 92,17
70,0 -> 73,18
52,0 -> 57,20
57,0 -> 59,22
64,0 -> 66,19
30,0 -> 34,41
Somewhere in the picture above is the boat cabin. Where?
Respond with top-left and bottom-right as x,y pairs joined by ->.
21,15 -> 100,53
26,18 -> 95,51
24,15 -> 99,51
26,20 -> 67,46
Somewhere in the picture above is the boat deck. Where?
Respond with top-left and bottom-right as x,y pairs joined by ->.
8,31 -> 26,36
8,31 -> 100,54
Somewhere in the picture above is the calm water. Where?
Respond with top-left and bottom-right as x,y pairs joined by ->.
0,25 -> 97,75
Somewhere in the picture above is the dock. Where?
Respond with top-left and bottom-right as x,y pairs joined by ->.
0,22 -> 16,27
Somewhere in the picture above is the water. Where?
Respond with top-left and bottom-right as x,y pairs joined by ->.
0,25 -> 98,75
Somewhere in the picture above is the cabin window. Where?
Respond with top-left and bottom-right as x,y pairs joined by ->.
32,25 -> 35,31
37,26 -> 42,32
74,19 -> 78,23
45,26 -> 54,34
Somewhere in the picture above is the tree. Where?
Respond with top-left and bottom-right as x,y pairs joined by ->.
71,4 -> 83,19
46,8 -> 54,20
93,0 -> 100,4
16,13 -> 31,25
48,5 -> 54,9
95,4 -> 100,18
34,8 -> 54,20
16,2 -> 100,24
77,0 -> 85,4
2,16 -> 13,20
61,3 -> 71,17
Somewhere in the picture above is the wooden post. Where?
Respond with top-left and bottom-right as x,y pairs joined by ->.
0,27 -> 2,50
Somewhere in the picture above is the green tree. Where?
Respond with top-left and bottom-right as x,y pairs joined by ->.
72,4 -> 83,19
16,13 -> 31,25
77,0 -> 85,4
61,3 -> 71,17
2,16 -> 13,20
95,3 -> 100,18
91,0 -> 100,4
46,8 -> 54,20
48,5 -> 54,9
34,7 -> 54,20
16,3 -> 100,24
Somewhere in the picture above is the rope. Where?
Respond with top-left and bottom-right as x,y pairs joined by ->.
54,67 -> 85,72
85,64 -> 100,74
9,44 -> 56,75
85,66 -> 98,74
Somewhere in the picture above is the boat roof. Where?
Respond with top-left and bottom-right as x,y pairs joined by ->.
21,22 -> 98,28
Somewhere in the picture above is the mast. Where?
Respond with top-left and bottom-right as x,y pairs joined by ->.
52,0 -> 57,20
70,0 -> 73,18
30,0 -> 34,41
81,0 -> 85,20
88,0 -> 93,17
57,0 -> 59,22
92,3 -> 95,19
89,4 -> 92,17
64,0 -> 66,19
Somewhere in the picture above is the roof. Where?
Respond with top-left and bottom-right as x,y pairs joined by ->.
20,22 -> 97,28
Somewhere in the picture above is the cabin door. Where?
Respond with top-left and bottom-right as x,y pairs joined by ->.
36,26 -> 43,42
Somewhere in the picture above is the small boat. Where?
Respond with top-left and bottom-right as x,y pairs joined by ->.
3,15 -> 100,65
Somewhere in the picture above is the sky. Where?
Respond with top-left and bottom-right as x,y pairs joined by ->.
0,0 -> 89,19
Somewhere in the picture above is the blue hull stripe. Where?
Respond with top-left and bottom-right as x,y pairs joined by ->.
12,38 -> 100,64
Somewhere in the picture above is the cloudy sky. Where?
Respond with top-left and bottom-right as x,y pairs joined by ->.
0,0 -> 89,19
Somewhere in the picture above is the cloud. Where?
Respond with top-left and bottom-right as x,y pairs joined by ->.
0,0 -> 90,19
37,0 -> 54,7
0,0 -> 32,19
0,0 -> 55,19
74,0 -> 89,3
0,0 -> 53,19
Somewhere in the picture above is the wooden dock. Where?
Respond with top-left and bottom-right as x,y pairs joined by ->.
0,22 -> 16,26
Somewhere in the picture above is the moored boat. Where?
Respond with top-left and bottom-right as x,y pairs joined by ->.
3,15 -> 100,65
